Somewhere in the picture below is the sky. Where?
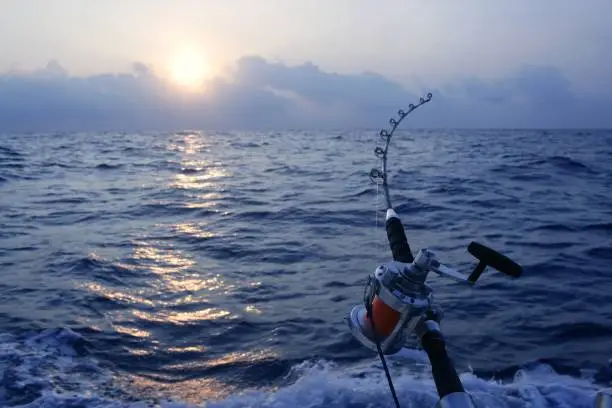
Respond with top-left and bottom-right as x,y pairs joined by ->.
1,0 -> 611,131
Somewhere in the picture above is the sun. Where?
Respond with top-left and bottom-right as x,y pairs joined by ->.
170,48 -> 208,90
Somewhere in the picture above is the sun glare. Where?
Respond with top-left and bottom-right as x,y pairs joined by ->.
170,48 -> 208,90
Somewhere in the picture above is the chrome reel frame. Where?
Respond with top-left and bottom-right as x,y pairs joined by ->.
348,248 -> 472,355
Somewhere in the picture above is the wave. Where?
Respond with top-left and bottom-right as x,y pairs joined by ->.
41,161 -> 73,169
0,146 -> 23,157
203,361 -> 605,408
0,162 -> 26,170
0,330 -> 606,408
525,223 -> 578,233
95,163 -> 124,170
230,141 -> 262,149
546,322 -> 612,340
490,154 -> 595,179
547,156 -> 593,172
584,222 -> 612,232
587,246 -> 612,260
0,328 -> 110,407
180,167 -> 203,174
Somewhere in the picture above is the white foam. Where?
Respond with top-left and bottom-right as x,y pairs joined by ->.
1,331 -> 605,408
0,328 -> 112,407
200,361 -> 602,408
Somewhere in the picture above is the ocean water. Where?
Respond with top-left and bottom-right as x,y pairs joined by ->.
1,129 -> 611,408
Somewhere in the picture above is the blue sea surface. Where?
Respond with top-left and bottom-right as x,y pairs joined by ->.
1,129 -> 611,407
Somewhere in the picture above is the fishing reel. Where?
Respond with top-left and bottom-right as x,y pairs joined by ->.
348,209 -> 522,355
349,250 -> 439,355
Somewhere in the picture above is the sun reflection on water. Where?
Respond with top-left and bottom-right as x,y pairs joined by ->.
163,348 -> 279,372
128,236 -> 237,297
167,345 -> 207,353
167,132 -> 209,154
170,167 -> 230,191
204,349 -> 278,368
85,282 -> 155,307
82,240 -> 241,345
119,374 -> 235,404
80,132 -> 248,360
114,325 -> 152,339
245,305 -> 263,314
133,245 -> 195,273
123,349 -> 280,403
168,132 -> 230,194
170,222 -> 216,238
132,307 -> 236,325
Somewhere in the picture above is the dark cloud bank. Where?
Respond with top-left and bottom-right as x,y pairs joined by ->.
0,56 -> 610,132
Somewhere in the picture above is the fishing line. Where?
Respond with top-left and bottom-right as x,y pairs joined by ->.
371,315 -> 401,408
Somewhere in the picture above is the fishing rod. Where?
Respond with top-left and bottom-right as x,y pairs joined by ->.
346,93 -> 524,407
598,390 -> 612,407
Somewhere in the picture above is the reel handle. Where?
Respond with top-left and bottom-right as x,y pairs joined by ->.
467,242 -> 522,283
385,209 -> 414,263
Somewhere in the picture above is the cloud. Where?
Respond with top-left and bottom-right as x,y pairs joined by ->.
406,64 -> 611,129
0,57 -> 610,132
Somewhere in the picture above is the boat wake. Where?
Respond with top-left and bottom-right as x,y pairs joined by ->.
0,329 -> 605,408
